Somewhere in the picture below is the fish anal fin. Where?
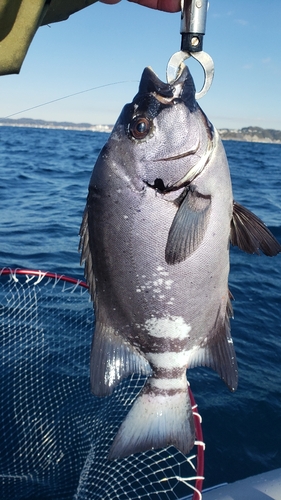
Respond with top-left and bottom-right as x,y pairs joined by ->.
231,201 -> 281,256
165,188 -> 211,265
90,323 -> 152,397
188,303 -> 238,392
108,382 -> 195,460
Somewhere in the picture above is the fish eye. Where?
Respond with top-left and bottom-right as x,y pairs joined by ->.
129,116 -> 151,140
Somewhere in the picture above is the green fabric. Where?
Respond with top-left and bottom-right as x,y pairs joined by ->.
0,0 -> 97,76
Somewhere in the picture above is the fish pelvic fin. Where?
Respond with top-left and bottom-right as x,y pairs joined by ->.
188,299 -> 238,392
91,323 -> 152,397
165,188 -> 212,265
231,201 -> 281,256
108,378 -> 195,460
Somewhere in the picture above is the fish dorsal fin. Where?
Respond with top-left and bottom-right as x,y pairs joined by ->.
79,207 -> 96,301
165,188 -> 211,265
90,323 -> 152,397
231,202 -> 281,256
187,299 -> 238,392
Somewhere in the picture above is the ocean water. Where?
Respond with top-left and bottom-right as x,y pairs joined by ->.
0,125 -> 281,495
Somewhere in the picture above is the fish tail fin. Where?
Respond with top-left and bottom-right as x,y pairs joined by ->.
108,379 -> 195,460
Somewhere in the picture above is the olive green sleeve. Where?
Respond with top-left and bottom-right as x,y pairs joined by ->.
0,0 -> 98,76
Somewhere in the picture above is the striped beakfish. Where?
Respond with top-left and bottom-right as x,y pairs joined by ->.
79,64 -> 281,460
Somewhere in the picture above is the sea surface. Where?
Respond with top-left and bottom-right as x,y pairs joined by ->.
0,125 -> 281,497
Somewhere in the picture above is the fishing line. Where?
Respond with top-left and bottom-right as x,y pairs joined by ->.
4,80 -> 138,119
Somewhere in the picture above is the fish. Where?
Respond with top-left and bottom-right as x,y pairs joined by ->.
79,64 -> 281,460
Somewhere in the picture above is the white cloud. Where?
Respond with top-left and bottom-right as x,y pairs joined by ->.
235,19 -> 248,26
211,10 -> 234,19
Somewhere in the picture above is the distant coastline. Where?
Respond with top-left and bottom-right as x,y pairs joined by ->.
0,117 -> 113,134
1,118 -> 281,144
218,127 -> 281,144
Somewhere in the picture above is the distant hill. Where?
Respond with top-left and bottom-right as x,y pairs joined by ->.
218,126 -> 281,144
0,118 -> 281,144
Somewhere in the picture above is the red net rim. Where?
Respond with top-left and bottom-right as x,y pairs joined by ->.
0,267 -> 204,498
0,267 -> 89,288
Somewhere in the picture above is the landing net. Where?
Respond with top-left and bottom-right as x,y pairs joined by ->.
0,268 -> 204,500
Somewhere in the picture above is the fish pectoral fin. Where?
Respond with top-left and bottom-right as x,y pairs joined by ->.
90,323 -> 152,397
165,188 -> 211,265
230,201 -> 281,256
108,383 -> 195,460
188,303 -> 238,392
79,207 -> 96,300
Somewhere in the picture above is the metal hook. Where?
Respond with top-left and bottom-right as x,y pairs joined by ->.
166,0 -> 214,99
166,50 -> 214,99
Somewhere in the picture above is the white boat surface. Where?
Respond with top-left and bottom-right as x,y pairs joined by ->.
182,468 -> 281,500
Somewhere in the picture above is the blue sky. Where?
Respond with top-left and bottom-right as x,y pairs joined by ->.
1,0 -> 281,129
